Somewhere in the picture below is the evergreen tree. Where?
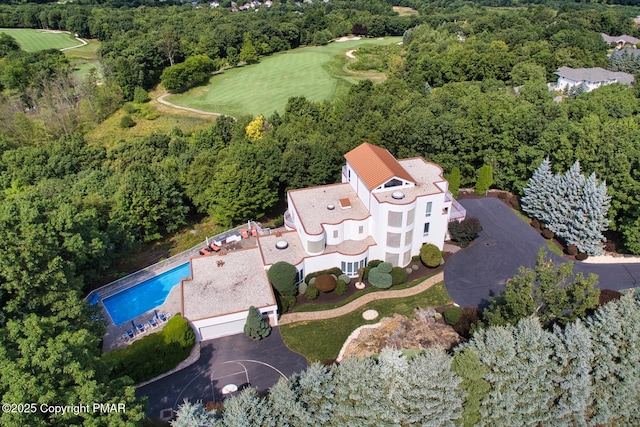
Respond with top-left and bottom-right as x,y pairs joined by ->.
585,290 -> 640,426
296,363 -> 336,424
446,166 -> 461,196
226,46 -> 239,67
475,164 -> 493,195
569,172 -> 610,255
171,400 -> 218,427
548,320 -> 594,424
451,349 -> 490,427
244,306 -> 271,340
219,388 -> 271,426
521,158 -> 554,224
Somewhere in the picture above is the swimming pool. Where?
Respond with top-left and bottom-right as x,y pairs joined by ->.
102,263 -> 191,325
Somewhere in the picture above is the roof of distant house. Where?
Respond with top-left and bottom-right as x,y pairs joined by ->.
344,142 -> 415,190
555,66 -> 634,85
602,33 -> 640,45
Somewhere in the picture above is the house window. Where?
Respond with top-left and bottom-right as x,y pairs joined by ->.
348,169 -> 351,181
426,202 -> 432,217
295,267 -> 304,285
384,178 -> 402,188
308,239 -> 324,253
388,211 -> 403,227
443,207 -> 449,215
405,231 -> 413,245
359,225 -> 364,234
333,230 -> 338,239
386,232 -> 401,248
423,222 -> 430,236
403,250 -> 411,266
407,209 -> 415,226
341,261 -> 346,272
385,252 -> 399,265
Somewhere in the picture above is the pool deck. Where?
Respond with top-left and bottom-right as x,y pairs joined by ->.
101,235 -> 268,351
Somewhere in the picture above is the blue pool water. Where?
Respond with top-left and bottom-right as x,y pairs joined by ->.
102,263 -> 191,325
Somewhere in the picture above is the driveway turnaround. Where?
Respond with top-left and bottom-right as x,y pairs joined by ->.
137,327 -> 307,419
444,198 -> 640,309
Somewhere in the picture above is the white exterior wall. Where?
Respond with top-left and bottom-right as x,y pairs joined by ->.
190,304 -> 278,342
370,197 -> 419,267
412,193 -> 448,254
343,162 -> 371,209
301,249 -> 371,278
557,76 -> 610,93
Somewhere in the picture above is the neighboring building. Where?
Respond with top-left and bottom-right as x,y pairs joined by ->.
554,66 -> 634,93
272,142 -> 465,280
602,33 -> 640,49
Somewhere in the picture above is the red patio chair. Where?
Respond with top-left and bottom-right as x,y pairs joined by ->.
241,228 -> 249,239
251,226 -> 258,237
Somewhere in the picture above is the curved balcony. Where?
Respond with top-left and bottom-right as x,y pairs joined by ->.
284,209 -> 296,230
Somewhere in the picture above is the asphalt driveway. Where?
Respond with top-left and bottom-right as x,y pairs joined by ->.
137,327 -> 307,419
444,198 -> 640,309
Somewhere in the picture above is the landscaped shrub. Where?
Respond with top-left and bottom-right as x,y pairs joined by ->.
391,267 -> 408,286
443,306 -> 463,326
420,243 -> 442,268
368,262 -> 393,289
412,264 -> 419,271
405,268 -> 413,274
268,261 -> 298,297
338,274 -> 351,284
530,219 -> 540,229
334,279 -> 348,296
565,244 -> 578,256
305,284 -> 319,300
411,255 -> 420,262
575,252 -> 588,261
119,114 -> 135,128
448,217 -> 483,247
315,275 -> 336,292
244,306 -> 271,340
102,314 -> 195,383
362,260 -> 383,280
298,282 -> 308,295
541,229 -> 554,239
305,267 -> 343,285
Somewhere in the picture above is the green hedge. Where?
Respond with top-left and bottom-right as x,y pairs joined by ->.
103,314 -> 195,383
363,260 -> 383,280
391,267 -> 408,286
420,243 -> 442,268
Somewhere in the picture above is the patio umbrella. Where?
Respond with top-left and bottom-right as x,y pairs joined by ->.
154,309 -> 159,319
131,320 -> 136,330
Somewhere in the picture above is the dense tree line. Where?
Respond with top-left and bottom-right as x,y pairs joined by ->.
171,290 -> 640,426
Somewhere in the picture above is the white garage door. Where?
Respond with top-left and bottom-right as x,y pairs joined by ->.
199,319 -> 246,341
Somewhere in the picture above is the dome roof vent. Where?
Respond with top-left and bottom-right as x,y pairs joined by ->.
391,191 -> 405,200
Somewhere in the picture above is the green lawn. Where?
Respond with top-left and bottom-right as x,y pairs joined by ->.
280,282 -> 451,363
0,28 -> 81,52
166,37 -> 401,117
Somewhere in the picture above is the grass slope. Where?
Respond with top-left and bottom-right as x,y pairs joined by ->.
0,28 -> 80,52
166,37 -> 401,117
280,281 -> 451,363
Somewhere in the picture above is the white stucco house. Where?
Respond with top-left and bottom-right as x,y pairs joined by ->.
100,143 -> 465,343
554,66 -> 634,93
263,142 -> 466,282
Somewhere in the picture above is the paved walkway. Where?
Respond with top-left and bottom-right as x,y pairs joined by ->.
279,272 -> 444,325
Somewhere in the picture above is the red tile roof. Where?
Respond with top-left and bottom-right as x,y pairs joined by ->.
344,142 -> 415,190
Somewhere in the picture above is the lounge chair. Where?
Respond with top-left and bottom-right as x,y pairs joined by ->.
149,318 -> 159,328
159,312 -> 171,322
199,248 -> 208,256
136,323 -> 146,334
126,329 -> 135,339
209,243 -> 221,252
241,228 -> 249,239
251,226 -> 258,237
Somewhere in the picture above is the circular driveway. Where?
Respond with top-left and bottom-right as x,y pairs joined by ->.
444,198 -> 640,309
137,327 -> 307,419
